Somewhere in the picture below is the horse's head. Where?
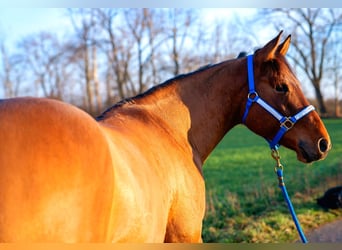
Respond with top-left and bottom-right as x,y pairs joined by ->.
242,31 -> 331,163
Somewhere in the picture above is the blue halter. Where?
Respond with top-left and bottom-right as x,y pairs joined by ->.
242,55 -> 315,150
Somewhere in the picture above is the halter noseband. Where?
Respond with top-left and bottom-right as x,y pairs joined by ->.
242,55 -> 315,150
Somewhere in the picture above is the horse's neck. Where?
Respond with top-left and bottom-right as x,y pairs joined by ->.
176,61 -> 245,163
99,59 -> 246,165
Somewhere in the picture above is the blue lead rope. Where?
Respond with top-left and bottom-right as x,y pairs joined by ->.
276,168 -> 308,243
272,149 -> 308,243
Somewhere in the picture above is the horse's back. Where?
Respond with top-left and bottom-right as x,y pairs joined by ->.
0,97 -> 114,242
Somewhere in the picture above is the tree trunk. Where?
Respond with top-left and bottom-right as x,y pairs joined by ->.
84,44 -> 94,114
92,45 -> 102,114
313,82 -> 327,115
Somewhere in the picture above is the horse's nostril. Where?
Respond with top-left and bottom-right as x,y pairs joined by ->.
318,138 -> 329,153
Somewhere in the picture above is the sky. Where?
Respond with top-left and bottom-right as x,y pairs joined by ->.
0,8 -> 70,44
0,8 -> 258,45
0,1 -> 340,8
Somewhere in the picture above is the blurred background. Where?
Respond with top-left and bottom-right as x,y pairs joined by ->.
0,8 -> 341,117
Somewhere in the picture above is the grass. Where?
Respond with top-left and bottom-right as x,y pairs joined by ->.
202,119 -> 342,243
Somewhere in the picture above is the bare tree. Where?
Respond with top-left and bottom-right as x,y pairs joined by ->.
332,54 -> 341,117
68,8 -> 104,115
144,9 -> 164,86
93,9 -> 132,102
163,9 -> 198,76
124,8 -> 170,92
259,8 -> 342,115
195,14 -> 254,64
0,41 -> 16,98
124,9 -> 149,95
17,32 -> 67,99
0,42 -> 25,98
326,34 -> 342,117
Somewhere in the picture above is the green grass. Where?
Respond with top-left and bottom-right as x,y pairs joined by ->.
202,119 -> 342,243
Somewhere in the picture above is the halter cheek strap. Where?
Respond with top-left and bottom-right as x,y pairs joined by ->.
242,55 -> 315,150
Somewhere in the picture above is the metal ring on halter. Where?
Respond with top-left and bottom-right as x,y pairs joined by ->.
247,91 -> 258,102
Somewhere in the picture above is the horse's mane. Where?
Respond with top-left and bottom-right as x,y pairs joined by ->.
96,63 -> 215,121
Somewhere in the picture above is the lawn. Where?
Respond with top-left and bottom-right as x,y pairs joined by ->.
202,119 -> 342,243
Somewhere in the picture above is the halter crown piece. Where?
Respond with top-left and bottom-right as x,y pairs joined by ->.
242,55 -> 315,150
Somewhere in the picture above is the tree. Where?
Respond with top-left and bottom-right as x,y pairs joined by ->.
68,8 -> 103,115
258,8 -> 342,115
93,8 -> 132,102
164,9 -> 198,76
0,41 -> 23,98
1,41 -> 14,98
123,9 -> 150,95
85,8 -> 165,105
327,32 -> 342,117
195,14 -> 255,63
17,32 -> 68,99
124,8 -> 165,91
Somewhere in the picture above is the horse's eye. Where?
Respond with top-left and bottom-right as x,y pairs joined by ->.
275,83 -> 289,93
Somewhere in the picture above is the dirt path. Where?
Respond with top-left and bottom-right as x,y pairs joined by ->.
305,219 -> 342,242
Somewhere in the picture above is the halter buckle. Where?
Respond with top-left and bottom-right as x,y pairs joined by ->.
281,117 -> 294,130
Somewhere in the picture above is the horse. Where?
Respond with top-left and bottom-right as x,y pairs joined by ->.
0,31 -> 331,242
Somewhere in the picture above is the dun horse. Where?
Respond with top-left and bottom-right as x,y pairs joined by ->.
0,32 -> 331,242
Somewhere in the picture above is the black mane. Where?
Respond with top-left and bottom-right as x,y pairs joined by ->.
96,63 -> 217,121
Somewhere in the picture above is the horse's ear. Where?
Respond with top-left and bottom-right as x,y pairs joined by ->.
277,35 -> 291,56
255,31 -> 283,62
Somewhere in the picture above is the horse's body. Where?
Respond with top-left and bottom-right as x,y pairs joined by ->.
0,32 -> 331,242
0,96 -> 203,242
